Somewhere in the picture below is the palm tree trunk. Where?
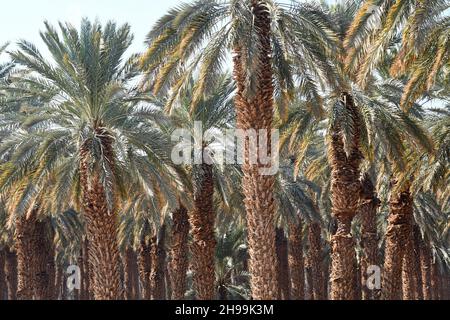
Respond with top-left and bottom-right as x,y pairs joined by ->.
137,236 -> 152,300
123,247 -> 139,300
54,265 -> 63,300
305,265 -> 313,300
413,226 -> 423,300
5,247 -> 17,300
382,182 -> 413,300
169,206 -> 189,300
190,164 -> 216,300
33,218 -> 55,300
80,132 -> 123,300
359,174 -> 380,300
276,228 -> 290,300
81,238 -> 92,300
419,238 -> 432,300
402,223 -> 420,300
15,207 -> 38,300
0,249 -> 6,300
165,263 -> 172,300
232,0 -> 278,300
329,93 -> 363,300
150,225 -> 167,300
307,223 -> 326,300
288,218 -> 305,300
431,262 -> 440,300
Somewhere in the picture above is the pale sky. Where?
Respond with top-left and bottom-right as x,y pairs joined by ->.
0,0 -> 337,60
0,0 -> 181,57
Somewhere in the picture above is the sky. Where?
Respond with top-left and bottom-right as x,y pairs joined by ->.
0,0 -> 182,57
0,0 -> 337,60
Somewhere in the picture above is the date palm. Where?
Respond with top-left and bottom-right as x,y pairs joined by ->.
345,0 -> 449,110
0,19 -> 174,300
141,0 -> 336,299
167,75 -> 236,299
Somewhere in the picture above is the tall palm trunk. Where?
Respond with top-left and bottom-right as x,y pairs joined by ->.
306,222 -> 326,300
137,234 -> 152,300
0,249 -> 6,300
412,226 -> 423,300
288,218 -> 305,300
382,182 -> 413,300
276,228 -> 290,300
169,206 -> 189,300
402,222 -> 420,300
54,265 -> 63,300
81,238 -> 92,300
419,237 -> 432,300
15,207 -> 38,300
232,0 -> 278,300
190,163 -> 216,300
5,247 -> 17,300
80,129 -> 123,300
359,174 -> 380,300
329,93 -> 363,300
431,262 -> 440,300
33,218 -> 55,300
151,225 -> 167,300
123,246 -> 139,300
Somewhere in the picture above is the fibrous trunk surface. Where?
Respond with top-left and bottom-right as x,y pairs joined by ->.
150,225 -> 167,300
329,93 -> 362,300
232,0 -> 278,300
276,228 -> 290,300
288,218 -> 305,300
306,223 -> 326,300
382,182 -> 413,300
80,129 -> 123,300
359,174 -> 380,300
169,206 -> 189,300
190,164 -> 216,300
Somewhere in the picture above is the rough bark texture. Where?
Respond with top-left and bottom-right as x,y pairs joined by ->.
5,247 -> 17,300
419,238 -> 432,300
81,239 -> 92,300
80,129 -> 123,300
123,247 -> 139,300
431,262 -> 440,300
15,208 -> 38,300
54,265 -> 63,300
305,265 -> 313,300
169,206 -> 189,300
138,235 -> 152,300
276,228 -> 290,300
232,0 -> 278,300
288,218 -> 305,300
359,174 -> 380,300
412,226 -> 423,300
190,164 -> 216,300
329,93 -> 362,300
150,225 -> 167,300
165,263 -> 172,300
402,223 -> 420,300
306,223 -> 326,300
382,183 -> 413,300
0,249 -> 6,300
33,218 -> 55,300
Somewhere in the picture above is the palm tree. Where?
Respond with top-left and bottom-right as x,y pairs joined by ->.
345,0 -> 449,110
359,172 -> 381,300
168,205 -> 190,300
141,0 -> 336,299
1,19 -> 174,300
215,221 -> 250,300
166,75 -> 236,299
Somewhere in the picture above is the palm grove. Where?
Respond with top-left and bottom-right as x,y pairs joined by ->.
0,0 -> 448,301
